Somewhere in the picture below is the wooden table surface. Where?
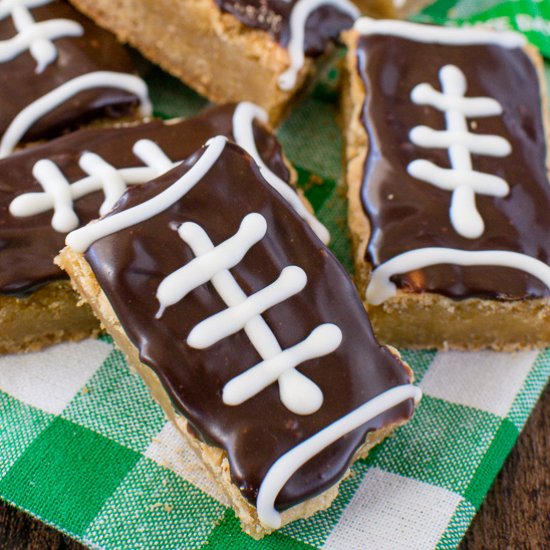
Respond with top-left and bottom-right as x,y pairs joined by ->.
1,383 -> 548,550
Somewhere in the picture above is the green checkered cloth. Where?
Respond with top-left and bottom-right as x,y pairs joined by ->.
1,14 -> 550,549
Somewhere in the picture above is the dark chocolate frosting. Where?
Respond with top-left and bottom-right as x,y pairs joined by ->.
356,34 -> 550,300
83,141 -> 414,509
0,104 -> 288,295
215,0 -> 355,56
0,0 -> 141,144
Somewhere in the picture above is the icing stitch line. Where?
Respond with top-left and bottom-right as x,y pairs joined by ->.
278,0 -> 360,91
366,248 -> 550,305
232,102 -> 330,244
257,384 -> 421,529
0,0 -> 83,73
0,0 -> 50,18
156,212 -> 341,415
0,71 -> 151,158
10,139 -> 178,232
354,17 -> 526,48
408,64 -> 511,239
66,136 -> 226,252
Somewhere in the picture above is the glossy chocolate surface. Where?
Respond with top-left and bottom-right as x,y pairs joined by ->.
84,142 -> 414,508
0,0 -> 140,143
356,34 -> 550,300
216,0 -> 354,56
0,104 -> 288,295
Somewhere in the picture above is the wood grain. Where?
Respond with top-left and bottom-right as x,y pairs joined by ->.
1,383 -> 548,549
460,383 -> 550,550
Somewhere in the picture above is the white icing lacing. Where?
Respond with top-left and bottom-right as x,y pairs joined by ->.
10,139 -> 178,232
366,248 -> 550,305
257,384 -> 422,529
0,70 -> 151,158
66,135 -> 226,252
353,17 -> 526,48
278,0 -> 360,91
156,212 -> 342,415
232,102 -> 330,244
408,64 -> 511,239
0,0 -> 83,73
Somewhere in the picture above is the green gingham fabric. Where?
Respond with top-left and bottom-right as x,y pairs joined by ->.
1,14 -> 550,550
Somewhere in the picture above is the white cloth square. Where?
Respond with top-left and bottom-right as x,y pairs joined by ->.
0,339 -> 110,415
420,350 -> 538,416
323,468 -> 461,550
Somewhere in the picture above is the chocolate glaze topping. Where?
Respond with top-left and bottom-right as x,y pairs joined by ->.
0,104 -> 288,296
216,0 -> 354,56
356,34 -> 550,300
83,141 -> 414,509
0,0 -> 141,144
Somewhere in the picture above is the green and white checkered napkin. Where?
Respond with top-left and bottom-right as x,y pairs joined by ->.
1,27 -> 550,550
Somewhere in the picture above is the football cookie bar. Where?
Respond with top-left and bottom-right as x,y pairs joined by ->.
0,102 -> 318,353
0,0 -> 150,157
66,0 -> 365,124
343,18 -> 550,350
57,137 -> 419,538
